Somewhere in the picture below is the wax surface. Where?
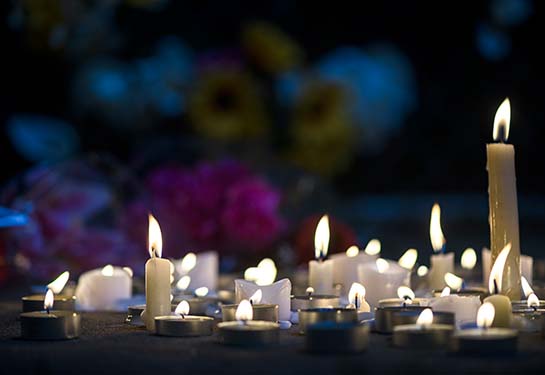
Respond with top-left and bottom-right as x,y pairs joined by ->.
308,259 -> 333,295
487,143 -> 521,300
358,261 -> 410,308
483,294 -> 512,328
430,295 -> 481,326
144,257 -> 171,331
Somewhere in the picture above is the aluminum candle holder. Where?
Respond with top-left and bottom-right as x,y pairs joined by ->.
378,298 -> 425,308
22,295 -> 76,313
433,287 -> 488,301
298,308 -> 358,334
172,296 -> 219,315
222,304 -> 278,322
306,322 -> 369,354
393,324 -> 454,349
154,315 -> 214,337
374,305 -> 426,334
511,299 -> 545,309
20,310 -> 81,340
291,294 -> 339,311
511,307 -> 545,333
392,310 -> 455,327
453,328 -> 518,354
217,321 -> 280,347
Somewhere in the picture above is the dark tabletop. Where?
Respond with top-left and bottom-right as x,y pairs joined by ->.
1,299 -> 545,375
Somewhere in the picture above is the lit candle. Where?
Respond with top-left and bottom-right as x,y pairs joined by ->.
330,240 -> 379,293
358,258 -> 411,308
428,203 -> 454,290
483,243 -> 513,328
511,293 -> 545,333
235,278 -> 291,321
308,215 -> 334,295
392,308 -> 454,349
244,258 -> 278,286
75,264 -> 133,311
222,289 -> 278,322
487,98 -> 521,300
154,300 -> 214,337
22,271 -> 75,312
346,282 -> 370,320
482,247 -> 532,286
398,248 -> 418,271
291,286 -> 339,311
142,214 -> 171,331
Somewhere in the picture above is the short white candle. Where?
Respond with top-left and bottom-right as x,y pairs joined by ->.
428,203 -> 454,290
75,265 -> 132,311
308,215 -> 334,294
235,278 -> 292,321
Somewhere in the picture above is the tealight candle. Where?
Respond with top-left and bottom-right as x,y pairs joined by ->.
298,307 -> 358,334
346,282 -> 371,320
428,204 -> 454,290
218,300 -> 280,347
374,305 -> 426,334
454,303 -> 518,354
173,287 -> 220,316
20,289 -> 81,340
306,322 -> 369,354
512,277 -> 544,309
22,271 -> 76,312
222,289 -> 279,322
378,286 -> 426,308
483,244 -> 513,328
511,293 -> 545,333
291,287 -> 339,311
429,290 -> 481,327
358,259 -> 411,308
308,215 -> 334,294
393,309 -> 454,349
154,301 -> 214,337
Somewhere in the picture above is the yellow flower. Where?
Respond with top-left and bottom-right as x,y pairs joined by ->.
242,22 -> 303,74
188,69 -> 269,142
288,82 -> 355,177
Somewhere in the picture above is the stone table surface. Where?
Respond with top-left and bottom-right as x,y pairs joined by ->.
1,299 -> 545,374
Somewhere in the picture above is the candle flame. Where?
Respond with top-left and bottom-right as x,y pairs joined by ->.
348,282 -> 366,306
180,253 -> 197,273
175,300 -> 190,316
195,287 -> 209,297
493,98 -> 511,142
256,258 -> 277,286
176,275 -> 191,291
398,248 -> 418,270
235,299 -> 253,321
376,258 -> 389,274
444,272 -> 464,290
346,245 -> 359,258
397,286 -> 415,301
44,289 -> 54,311
250,289 -> 263,304
417,265 -> 429,277
47,271 -> 69,294
148,214 -> 163,258
476,302 -> 495,329
440,286 -> 451,297
416,308 -> 433,327
101,264 -> 114,277
461,248 -> 477,270
364,239 -> 381,256
488,243 -> 511,294
244,267 -> 259,281
527,293 -> 539,308
314,215 -> 330,260
430,203 -> 446,252
122,267 -> 133,278
521,276 -> 534,298
306,287 -> 314,295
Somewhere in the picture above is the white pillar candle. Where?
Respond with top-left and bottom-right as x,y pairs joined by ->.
143,215 -> 171,331
358,259 -> 411,309
75,265 -> 132,311
486,98 -> 521,300
428,203 -> 454,290
482,248 -> 532,286
235,279 -> 292,321
331,242 -> 378,292
430,295 -> 481,327
308,215 -> 334,294
176,251 -> 219,291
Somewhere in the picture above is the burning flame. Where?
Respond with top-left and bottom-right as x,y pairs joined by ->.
195,287 -> 209,297
47,271 -> 69,294
314,215 -> 330,260
416,308 -> 433,327
101,265 -> 114,277
440,287 -> 451,297
461,248 -> 477,270
493,98 -> 511,142
346,246 -> 359,258
250,289 -> 263,304
521,276 -> 534,298
44,289 -> 54,311
477,302 -> 495,329
256,258 -> 277,286
527,293 -> 539,308
364,239 -> 381,256
306,287 -> 314,295
488,243 -> 511,294
444,272 -> 464,290
397,286 -> 415,301
148,214 -> 163,258
123,267 -> 133,278
244,267 -> 259,281
176,275 -> 191,291
235,300 -> 253,321
348,283 -> 366,307
180,253 -> 197,273
398,248 -> 418,270
430,203 -> 446,252
175,300 -> 190,316
376,258 -> 389,274
417,265 -> 429,277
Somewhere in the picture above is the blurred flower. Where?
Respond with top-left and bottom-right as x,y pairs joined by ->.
292,214 -> 357,264
316,45 -> 417,152
490,0 -> 532,27
242,21 -> 303,74
476,23 -> 511,61
288,82 -> 356,177
275,70 -> 305,107
188,69 -> 269,141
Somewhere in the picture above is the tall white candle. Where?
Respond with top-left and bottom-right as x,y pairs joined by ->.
428,203 -> 454,290
144,214 -> 171,331
486,98 -> 521,300
308,215 -> 334,294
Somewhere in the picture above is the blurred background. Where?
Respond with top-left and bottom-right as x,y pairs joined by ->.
1,0 -> 544,284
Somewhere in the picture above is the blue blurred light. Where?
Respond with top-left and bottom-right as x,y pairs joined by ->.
491,0 -> 533,27
476,23 -> 511,61
90,69 -> 128,101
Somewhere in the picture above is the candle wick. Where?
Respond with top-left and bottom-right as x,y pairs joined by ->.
355,293 -> 359,310
493,279 -> 499,295
46,307 -> 50,315
250,299 -> 254,306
